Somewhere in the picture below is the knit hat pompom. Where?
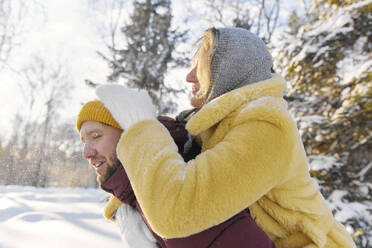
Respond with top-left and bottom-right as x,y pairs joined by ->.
76,100 -> 122,132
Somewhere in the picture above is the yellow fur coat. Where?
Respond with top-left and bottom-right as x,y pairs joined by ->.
116,74 -> 355,248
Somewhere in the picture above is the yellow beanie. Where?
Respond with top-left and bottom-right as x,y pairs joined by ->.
76,100 -> 122,132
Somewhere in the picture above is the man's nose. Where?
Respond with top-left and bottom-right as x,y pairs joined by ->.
186,67 -> 198,83
83,143 -> 96,160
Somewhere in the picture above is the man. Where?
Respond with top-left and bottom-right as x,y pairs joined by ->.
76,99 -> 274,247
77,100 -> 158,247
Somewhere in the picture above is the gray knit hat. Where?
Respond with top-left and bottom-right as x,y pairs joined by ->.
207,27 -> 273,101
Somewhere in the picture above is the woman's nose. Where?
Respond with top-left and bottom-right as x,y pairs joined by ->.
83,143 -> 96,160
186,67 -> 198,83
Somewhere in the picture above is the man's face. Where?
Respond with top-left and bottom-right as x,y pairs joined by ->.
80,120 -> 122,184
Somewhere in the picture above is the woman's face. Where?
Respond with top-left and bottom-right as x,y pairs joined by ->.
186,67 -> 205,108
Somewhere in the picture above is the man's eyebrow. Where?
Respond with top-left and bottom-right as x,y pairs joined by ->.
87,129 -> 103,134
80,128 -> 103,142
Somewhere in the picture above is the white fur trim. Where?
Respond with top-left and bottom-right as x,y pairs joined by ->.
115,204 -> 158,248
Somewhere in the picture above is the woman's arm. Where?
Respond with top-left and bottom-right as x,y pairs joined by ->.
117,119 -> 294,238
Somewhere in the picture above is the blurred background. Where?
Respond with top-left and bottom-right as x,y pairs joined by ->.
0,0 -> 370,246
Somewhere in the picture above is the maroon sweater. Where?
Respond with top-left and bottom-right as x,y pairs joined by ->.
101,116 -> 275,248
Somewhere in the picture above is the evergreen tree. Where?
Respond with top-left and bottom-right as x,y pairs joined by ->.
101,0 -> 187,114
275,0 -> 371,245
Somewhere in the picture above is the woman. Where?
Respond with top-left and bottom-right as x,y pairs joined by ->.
102,115 -> 274,247
97,27 -> 355,247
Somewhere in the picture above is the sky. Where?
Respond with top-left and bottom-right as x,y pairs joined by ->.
0,0 -> 206,141
0,0 -> 298,141
0,0 -> 106,139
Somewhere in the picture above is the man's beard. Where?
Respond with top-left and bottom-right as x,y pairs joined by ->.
97,153 -> 121,184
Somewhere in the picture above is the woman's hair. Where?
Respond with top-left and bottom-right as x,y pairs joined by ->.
190,27 -> 273,104
191,28 -> 218,103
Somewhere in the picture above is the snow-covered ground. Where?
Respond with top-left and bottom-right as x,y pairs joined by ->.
1,177 -> 371,247
0,186 -> 122,248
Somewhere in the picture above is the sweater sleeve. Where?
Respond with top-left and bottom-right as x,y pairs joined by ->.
116,118 -> 295,239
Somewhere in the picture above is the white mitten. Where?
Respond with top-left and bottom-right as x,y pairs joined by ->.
96,84 -> 157,130
115,204 -> 158,248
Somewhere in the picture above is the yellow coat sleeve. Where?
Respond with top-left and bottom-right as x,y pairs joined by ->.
117,118 -> 295,238
104,195 -> 123,221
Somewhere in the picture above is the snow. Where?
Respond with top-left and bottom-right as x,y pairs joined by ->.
1,182 -> 371,247
0,186 -> 122,248
345,0 -> 372,11
289,0 -> 372,69
292,41 -> 318,63
327,189 -> 372,230
308,155 -> 342,171
356,162 -> 372,181
298,115 -> 325,129
336,38 -> 371,86
305,7 -> 353,39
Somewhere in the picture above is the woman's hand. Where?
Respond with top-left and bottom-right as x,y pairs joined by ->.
96,84 -> 157,130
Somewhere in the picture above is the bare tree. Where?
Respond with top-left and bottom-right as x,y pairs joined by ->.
86,0 -> 127,66
16,55 -> 73,187
2,114 -> 23,185
0,0 -> 21,68
0,0 -> 44,70
202,0 -> 281,43
300,0 -> 313,19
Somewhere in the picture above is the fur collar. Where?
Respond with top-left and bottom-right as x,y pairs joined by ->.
186,74 -> 286,135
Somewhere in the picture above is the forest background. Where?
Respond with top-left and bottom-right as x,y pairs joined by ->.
0,0 -> 370,246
